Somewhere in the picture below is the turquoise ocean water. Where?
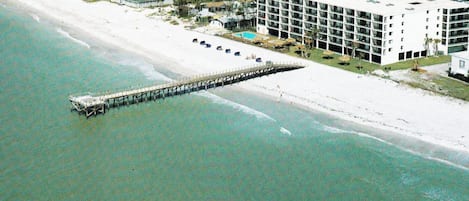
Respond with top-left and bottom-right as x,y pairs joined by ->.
1,3 -> 468,200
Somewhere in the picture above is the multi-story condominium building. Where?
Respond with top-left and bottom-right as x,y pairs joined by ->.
256,0 -> 469,65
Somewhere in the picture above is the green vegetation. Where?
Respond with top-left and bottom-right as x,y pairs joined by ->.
382,56 -> 451,71
433,77 -> 469,101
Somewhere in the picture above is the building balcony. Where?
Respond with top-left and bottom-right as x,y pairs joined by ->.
292,5 -> 303,12
306,8 -> 317,15
357,11 -> 371,20
281,10 -> 289,16
373,23 -> 383,30
449,22 -> 469,30
330,6 -> 343,14
319,11 -> 327,18
281,3 -> 289,9
345,25 -> 354,32
372,47 -> 382,54
259,0 -> 266,4
329,30 -> 343,37
319,19 -> 327,26
330,22 -> 343,29
357,28 -> 371,35
291,0 -> 302,5
346,9 -> 354,16
345,17 -> 354,24
319,3 -> 328,10
268,22 -> 279,28
373,14 -> 383,22
372,39 -> 382,46
268,1 -> 279,7
449,37 -> 468,45
345,33 -> 354,39
372,30 -> 382,37
329,36 -> 343,45
449,30 -> 469,38
450,8 -> 469,15
357,20 -> 371,28
330,13 -> 344,21
307,1 -> 317,7
449,15 -> 469,22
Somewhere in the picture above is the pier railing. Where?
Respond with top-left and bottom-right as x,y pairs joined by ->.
69,62 -> 305,117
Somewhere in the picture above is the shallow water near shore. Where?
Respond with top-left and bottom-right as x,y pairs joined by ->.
1,4 -> 469,200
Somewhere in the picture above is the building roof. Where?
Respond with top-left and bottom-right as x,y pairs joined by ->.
318,0 -> 469,15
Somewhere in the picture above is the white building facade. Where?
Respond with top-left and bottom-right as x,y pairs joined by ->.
256,0 -> 469,65
449,51 -> 469,80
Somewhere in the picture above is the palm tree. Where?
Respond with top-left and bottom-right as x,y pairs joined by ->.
424,36 -> 433,56
433,38 -> 442,56
352,40 -> 359,58
306,26 -> 319,49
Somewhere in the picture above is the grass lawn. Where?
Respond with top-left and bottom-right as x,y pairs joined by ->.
433,77 -> 469,101
383,55 -> 451,70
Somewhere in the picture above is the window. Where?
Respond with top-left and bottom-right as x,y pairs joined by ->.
401,37 -> 404,42
402,22 -> 404,26
401,30 -> 404,34
437,24 -> 439,28
400,46 -> 403,50
389,39 -> 393,44
426,25 -> 428,29
388,48 -> 392,52
437,16 -> 440,20
426,18 -> 429,22
436,32 -> 439,35
389,32 -> 392,36
402,14 -> 405,18
438,9 -> 440,12
390,16 -> 393,20
426,10 -> 429,14
390,23 -> 393,28
460,60 -> 466,69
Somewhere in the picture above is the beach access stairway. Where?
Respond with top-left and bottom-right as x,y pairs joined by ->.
69,62 -> 305,117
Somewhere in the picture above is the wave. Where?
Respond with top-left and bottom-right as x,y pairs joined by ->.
116,57 -> 173,81
56,28 -> 90,49
321,125 -> 469,170
30,13 -> 40,23
280,127 -> 292,136
196,92 -> 276,121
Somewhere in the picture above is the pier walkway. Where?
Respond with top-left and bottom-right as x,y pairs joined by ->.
69,62 -> 305,117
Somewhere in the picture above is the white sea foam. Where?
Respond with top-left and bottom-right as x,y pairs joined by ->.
196,92 -> 276,121
1,3 -> 6,8
56,28 -> 90,49
117,57 -> 173,81
321,124 -> 469,170
30,13 -> 40,23
280,127 -> 292,136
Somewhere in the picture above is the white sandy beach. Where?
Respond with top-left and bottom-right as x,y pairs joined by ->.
10,0 -> 469,154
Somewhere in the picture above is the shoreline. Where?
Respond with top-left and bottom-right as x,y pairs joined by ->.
9,0 -> 469,160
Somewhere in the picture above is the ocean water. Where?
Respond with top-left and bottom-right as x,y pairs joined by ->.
1,4 -> 468,200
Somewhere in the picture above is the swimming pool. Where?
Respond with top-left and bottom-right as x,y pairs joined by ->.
233,31 -> 257,40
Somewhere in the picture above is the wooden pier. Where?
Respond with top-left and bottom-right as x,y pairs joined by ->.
69,62 -> 305,117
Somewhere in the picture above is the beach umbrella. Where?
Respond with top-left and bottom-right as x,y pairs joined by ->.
286,38 -> 296,45
339,55 -> 351,64
322,50 -> 334,58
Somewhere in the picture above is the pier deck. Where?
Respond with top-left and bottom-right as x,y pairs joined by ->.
69,62 -> 305,117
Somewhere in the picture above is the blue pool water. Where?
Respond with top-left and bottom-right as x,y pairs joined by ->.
233,31 -> 257,40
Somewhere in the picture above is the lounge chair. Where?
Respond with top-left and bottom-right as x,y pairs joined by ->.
225,49 -> 231,53
200,41 -> 206,45
216,46 -> 222,50
192,38 -> 198,43
234,51 -> 240,56
206,44 -> 211,48
255,57 -> 262,62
